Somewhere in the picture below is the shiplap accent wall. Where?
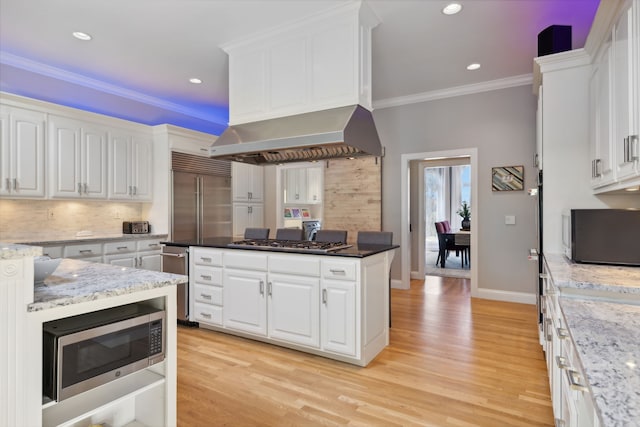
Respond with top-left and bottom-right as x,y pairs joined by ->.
323,156 -> 381,244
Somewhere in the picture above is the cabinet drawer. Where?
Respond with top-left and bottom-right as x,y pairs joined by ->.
193,302 -> 222,325
194,284 -> 223,306
192,248 -> 223,266
322,260 -> 357,281
64,243 -> 103,258
103,241 -> 136,254
41,246 -> 63,259
224,251 -> 268,271
136,239 -> 162,252
192,265 -> 223,286
269,255 -> 320,277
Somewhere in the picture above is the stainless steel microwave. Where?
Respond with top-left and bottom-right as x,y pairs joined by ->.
43,303 -> 165,401
562,209 -> 640,266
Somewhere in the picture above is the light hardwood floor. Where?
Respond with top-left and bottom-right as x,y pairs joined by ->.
177,276 -> 553,426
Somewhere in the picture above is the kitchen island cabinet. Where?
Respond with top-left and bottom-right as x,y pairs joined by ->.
182,239 -> 397,366
541,254 -> 640,427
0,243 -> 186,427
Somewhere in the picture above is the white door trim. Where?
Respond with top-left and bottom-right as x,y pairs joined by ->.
399,148 -> 479,297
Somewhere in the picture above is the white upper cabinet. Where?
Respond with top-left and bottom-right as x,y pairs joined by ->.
0,105 -> 46,198
223,2 -> 378,124
49,116 -> 108,199
232,161 -> 263,202
589,44 -> 616,187
283,165 -> 323,204
109,130 -> 153,201
613,0 -> 639,182
162,124 -> 216,157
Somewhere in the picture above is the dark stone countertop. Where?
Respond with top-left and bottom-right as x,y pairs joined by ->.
161,237 -> 398,258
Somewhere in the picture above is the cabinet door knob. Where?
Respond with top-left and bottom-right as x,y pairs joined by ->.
259,280 -> 265,295
322,289 -> 328,304
12,178 -> 18,191
5,178 -> 10,192
83,183 -> 88,194
268,281 -> 272,296
78,183 -> 83,194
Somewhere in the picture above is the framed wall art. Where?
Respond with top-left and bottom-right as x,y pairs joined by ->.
492,165 -> 524,191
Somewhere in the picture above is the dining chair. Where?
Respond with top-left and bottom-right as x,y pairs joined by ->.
315,229 -> 348,243
275,228 -> 305,241
244,228 -> 270,240
356,231 -> 393,245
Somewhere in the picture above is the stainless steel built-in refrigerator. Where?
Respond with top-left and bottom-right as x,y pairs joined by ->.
164,152 -> 232,322
172,171 -> 232,242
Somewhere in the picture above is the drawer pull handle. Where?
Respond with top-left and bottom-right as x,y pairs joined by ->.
556,327 -> 569,340
329,269 -> 346,275
148,243 -> 159,247
200,312 -> 211,319
200,257 -> 212,262
200,294 -> 212,300
322,288 -> 327,304
565,369 -> 588,392
79,249 -> 93,254
259,280 -> 264,295
117,246 -> 128,250
200,275 -> 212,281
555,356 -> 569,370
268,281 -> 272,296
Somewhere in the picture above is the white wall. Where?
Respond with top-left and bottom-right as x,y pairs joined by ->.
374,85 -> 540,296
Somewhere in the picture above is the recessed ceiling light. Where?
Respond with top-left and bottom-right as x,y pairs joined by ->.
189,78 -> 202,84
72,31 -> 92,41
442,3 -> 463,15
466,63 -> 481,71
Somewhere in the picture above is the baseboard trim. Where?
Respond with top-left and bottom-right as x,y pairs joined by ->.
475,288 -> 536,305
410,271 -> 422,280
391,279 -> 406,290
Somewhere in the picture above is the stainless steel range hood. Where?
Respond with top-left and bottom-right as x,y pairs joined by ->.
209,104 -> 382,165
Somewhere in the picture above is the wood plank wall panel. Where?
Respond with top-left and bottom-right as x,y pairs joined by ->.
322,156 -> 381,244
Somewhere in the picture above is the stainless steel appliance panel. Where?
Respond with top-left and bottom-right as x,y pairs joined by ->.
161,245 -> 189,321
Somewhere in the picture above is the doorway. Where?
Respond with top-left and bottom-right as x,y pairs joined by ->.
422,159 -> 471,278
400,148 -> 478,297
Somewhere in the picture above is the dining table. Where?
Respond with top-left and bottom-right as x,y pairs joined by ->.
439,229 -> 471,268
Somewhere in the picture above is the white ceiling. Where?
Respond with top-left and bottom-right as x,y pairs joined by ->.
0,0 -> 600,133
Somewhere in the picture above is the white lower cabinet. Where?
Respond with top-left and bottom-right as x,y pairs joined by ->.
190,247 -> 392,366
190,248 -> 224,326
223,268 -> 268,335
542,257 -> 599,427
268,273 -> 320,348
321,279 -> 356,356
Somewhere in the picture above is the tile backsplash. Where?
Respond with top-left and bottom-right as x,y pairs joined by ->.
0,200 -> 144,242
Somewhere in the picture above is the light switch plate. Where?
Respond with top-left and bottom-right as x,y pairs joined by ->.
505,215 -> 516,225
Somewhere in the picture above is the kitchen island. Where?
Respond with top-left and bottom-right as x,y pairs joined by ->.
0,242 -> 187,427
542,254 -> 640,427
163,237 -> 398,366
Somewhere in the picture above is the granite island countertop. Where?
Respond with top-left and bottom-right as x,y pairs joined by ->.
0,242 -> 43,260
30,258 -> 187,312
559,298 -> 640,427
163,236 -> 399,258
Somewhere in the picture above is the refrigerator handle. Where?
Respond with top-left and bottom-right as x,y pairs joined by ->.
196,176 -> 202,242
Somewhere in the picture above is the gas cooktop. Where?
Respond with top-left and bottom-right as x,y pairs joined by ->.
227,239 -> 352,254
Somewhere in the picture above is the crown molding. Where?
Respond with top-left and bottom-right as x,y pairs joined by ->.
0,52 -> 227,126
373,74 -> 533,110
